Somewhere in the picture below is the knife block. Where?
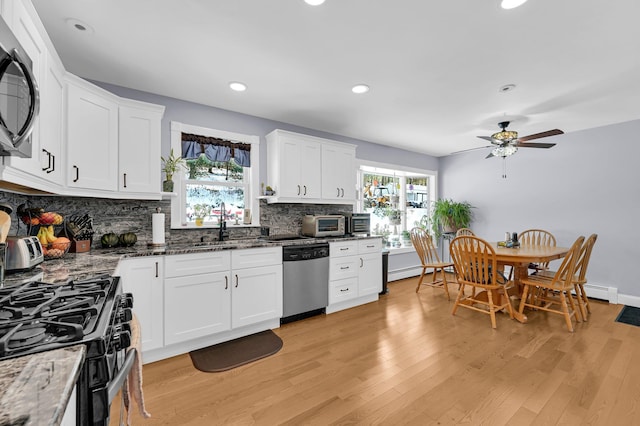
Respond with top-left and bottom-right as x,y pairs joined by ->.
70,239 -> 91,253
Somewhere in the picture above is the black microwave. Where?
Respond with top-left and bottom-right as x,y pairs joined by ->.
345,212 -> 371,236
0,16 -> 39,158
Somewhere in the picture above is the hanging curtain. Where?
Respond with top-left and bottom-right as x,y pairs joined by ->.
180,132 -> 251,167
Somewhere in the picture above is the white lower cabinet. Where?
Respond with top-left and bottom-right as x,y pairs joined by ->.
116,257 -> 164,354
116,246 -> 283,363
328,238 -> 383,313
164,251 -> 232,345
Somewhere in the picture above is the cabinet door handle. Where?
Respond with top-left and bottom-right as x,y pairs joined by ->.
337,187 -> 340,197
155,262 -> 158,277
303,185 -> 307,196
341,188 -> 344,197
297,185 -> 301,196
42,149 -> 51,172
49,154 -> 55,174
360,258 -> 364,267
73,165 -> 79,182
123,173 -> 127,188
225,276 -> 228,290
235,274 -> 239,287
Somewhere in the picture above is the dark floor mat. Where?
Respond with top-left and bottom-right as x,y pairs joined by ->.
615,305 -> 640,327
189,330 -> 283,372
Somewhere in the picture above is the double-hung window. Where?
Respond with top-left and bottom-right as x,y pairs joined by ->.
169,121 -> 259,228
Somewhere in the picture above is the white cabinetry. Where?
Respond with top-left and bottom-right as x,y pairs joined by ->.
321,142 -> 356,201
116,257 -> 164,354
328,238 -> 383,313
65,74 -> 119,192
164,252 -> 232,345
65,74 -> 164,198
266,129 -> 321,201
118,246 -> 283,364
119,100 -> 164,194
1,0 -> 66,191
231,247 -> 283,328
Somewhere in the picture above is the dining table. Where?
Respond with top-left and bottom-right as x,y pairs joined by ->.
492,242 -> 570,323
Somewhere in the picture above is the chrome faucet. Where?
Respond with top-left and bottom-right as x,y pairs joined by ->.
218,202 -> 229,241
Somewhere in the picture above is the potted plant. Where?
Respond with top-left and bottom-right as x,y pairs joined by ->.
193,204 -> 209,226
430,198 -> 474,239
161,148 -> 186,192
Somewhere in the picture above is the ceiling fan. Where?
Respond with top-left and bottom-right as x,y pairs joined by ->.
477,121 -> 564,159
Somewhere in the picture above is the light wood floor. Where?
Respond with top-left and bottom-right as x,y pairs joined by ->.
112,275 -> 640,425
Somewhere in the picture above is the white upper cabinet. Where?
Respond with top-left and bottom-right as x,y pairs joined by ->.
65,74 -> 119,192
266,129 -> 322,201
119,100 -> 165,194
266,129 -> 356,204
321,142 -> 355,202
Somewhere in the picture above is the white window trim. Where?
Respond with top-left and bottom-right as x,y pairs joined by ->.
356,159 -> 437,251
169,121 -> 260,229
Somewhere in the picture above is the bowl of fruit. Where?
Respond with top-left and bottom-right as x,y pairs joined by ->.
37,225 -> 71,259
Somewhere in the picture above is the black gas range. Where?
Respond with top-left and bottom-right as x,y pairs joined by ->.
0,276 -> 134,425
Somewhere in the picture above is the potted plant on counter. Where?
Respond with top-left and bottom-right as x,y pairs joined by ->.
430,198 -> 474,239
193,204 -> 209,226
161,148 -> 186,192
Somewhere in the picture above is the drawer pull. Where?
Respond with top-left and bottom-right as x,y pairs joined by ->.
340,247 -> 349,251
340,288 -> 349,292
366,245 -> 375,248
340,266 -> 350,270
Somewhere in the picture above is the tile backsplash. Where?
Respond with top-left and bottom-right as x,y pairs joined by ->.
0,191 -> 353,247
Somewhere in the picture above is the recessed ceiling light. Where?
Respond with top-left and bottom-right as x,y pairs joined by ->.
65,18 -> 94,34
501,0 -> 528,9
352,84 -> 370,94
305,0 -> 326,5
498,84 -> 516,93
229,82 -> 247,92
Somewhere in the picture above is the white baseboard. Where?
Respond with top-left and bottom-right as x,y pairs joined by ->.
388,266 -> 421,282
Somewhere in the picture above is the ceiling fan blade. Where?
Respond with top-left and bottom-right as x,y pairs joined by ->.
477,135 -> 497,143
517,129 -> 564,142
516,142 -> 557,149
449,145 -> 491,155
485,151 -> 495,159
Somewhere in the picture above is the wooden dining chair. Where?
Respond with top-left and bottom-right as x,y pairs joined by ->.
519,229 -> 557,273
449,235 -> 515,329
410,227 -> 454,299
455,228 -> 475,237
517,236 -> 585,332
538,234 -> 598,321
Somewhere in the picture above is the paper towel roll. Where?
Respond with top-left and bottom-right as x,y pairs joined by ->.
152,213 -> 165,245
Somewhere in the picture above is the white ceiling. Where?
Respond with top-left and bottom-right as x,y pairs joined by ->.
32,0 -> 640,157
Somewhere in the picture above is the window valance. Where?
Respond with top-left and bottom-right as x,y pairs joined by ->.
181,132 -> 251,167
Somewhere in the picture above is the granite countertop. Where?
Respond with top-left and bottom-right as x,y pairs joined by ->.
3,235 -> 382,286
0,345 -> 85,426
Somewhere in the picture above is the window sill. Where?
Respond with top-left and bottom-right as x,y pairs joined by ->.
172,223 -> 260,230
384,245 -> 415,255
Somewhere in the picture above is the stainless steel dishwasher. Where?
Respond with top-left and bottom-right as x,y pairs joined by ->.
281,242 -> 330,324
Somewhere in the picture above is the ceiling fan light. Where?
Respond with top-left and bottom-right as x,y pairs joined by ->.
304,0 -> 326,5
491,130 -> 518,142
501,0 -> 528,9
492,145 -> 518,157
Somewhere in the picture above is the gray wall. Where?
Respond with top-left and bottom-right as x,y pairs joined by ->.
439,119 -> 640,302
93,80 -> 436,276
92,81 -> 439,186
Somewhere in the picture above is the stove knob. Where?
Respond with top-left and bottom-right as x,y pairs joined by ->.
117,307 -> 133,323
121,293 -> 134,309
114,330 -> 131,351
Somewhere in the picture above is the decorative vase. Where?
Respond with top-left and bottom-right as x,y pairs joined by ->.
162,180 -> 174,192
195,217 -> 204,226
